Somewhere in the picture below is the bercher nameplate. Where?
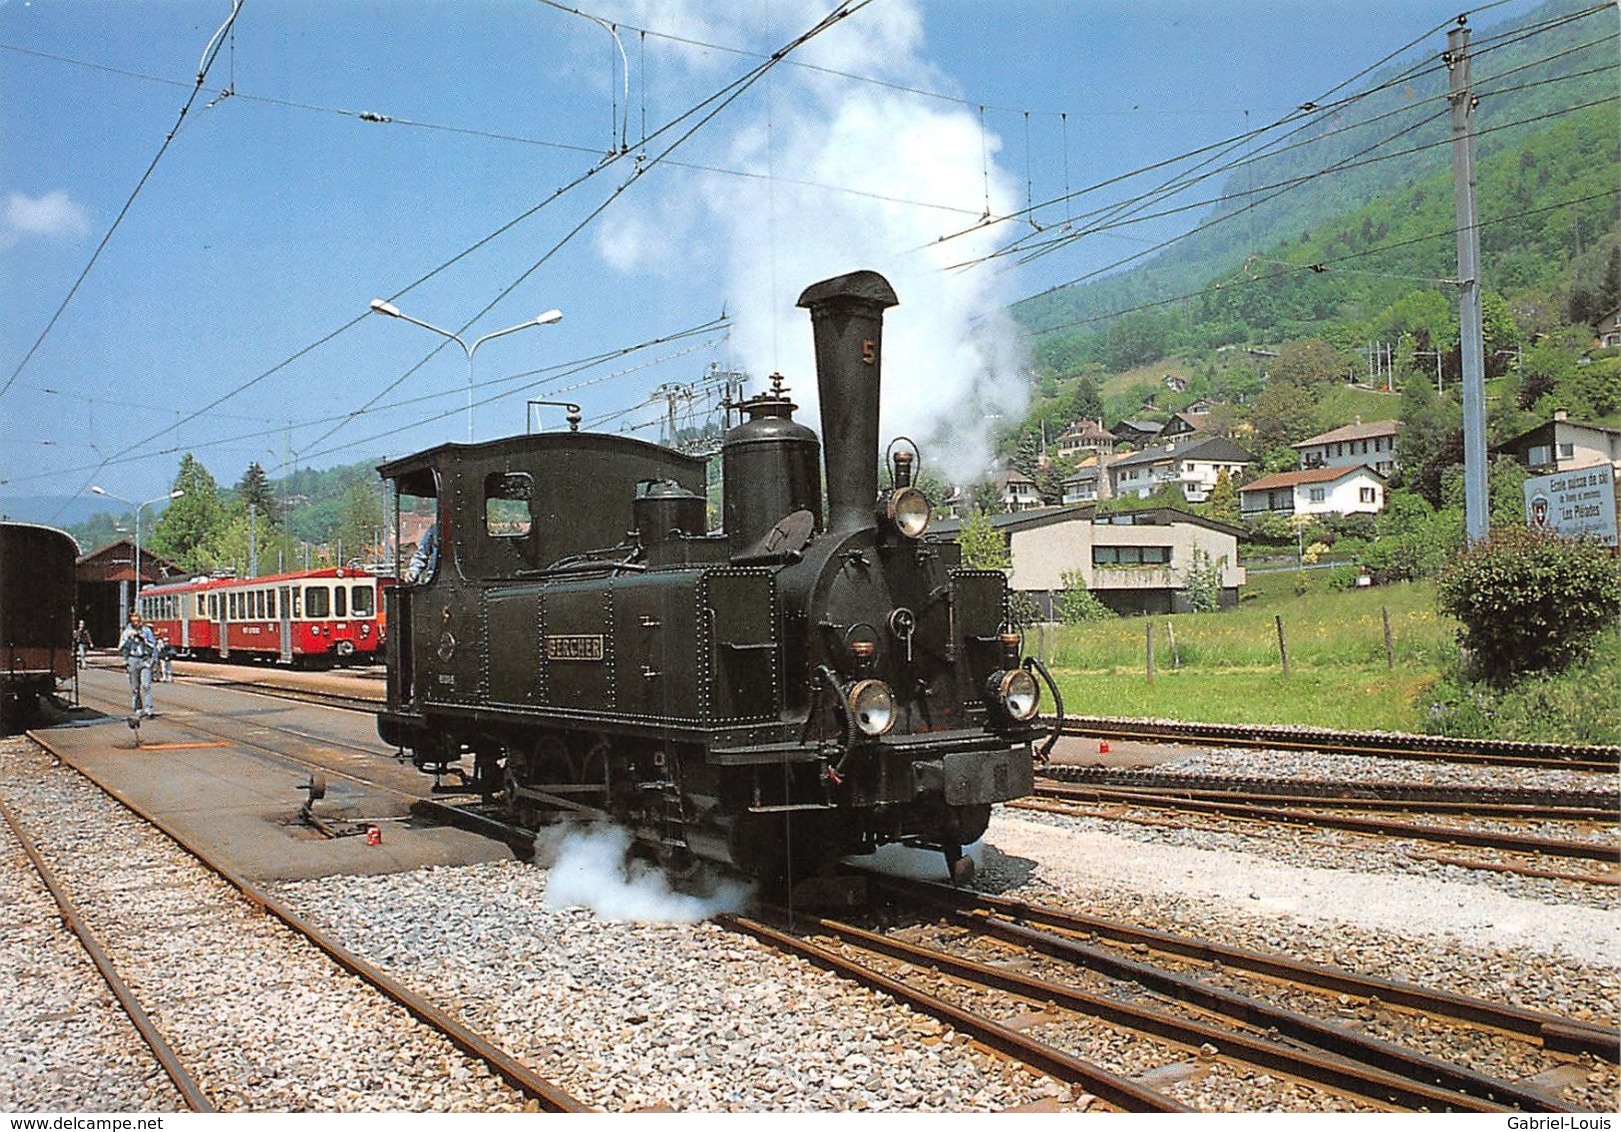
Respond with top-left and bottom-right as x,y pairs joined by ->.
546,634 -> 605,661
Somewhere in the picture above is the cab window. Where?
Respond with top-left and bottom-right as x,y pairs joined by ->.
305,586 -> 330,618
485,472 -> 533,538
351,585 -> 375,617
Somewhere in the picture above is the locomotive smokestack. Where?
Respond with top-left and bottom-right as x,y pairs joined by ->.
796,270 -> 899,536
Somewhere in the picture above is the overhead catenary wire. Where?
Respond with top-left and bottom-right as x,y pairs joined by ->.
1018,185 -> 1621,341
929,1 -> 1613,258
9,317 -> 732,489
63,0 -> 865,510
0,0 -> 244,404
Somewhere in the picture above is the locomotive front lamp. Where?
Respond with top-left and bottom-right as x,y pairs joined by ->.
846,679 -> 896,737
989,668 -> 1041,723
881,486 -> 931,539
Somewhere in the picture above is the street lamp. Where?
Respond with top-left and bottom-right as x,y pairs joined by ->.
369,299 -> 563,442
91,486 -> 185,618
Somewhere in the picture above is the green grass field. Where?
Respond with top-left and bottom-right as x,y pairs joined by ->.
1032,575 -> 1620,741
1031,579 -> 1457,734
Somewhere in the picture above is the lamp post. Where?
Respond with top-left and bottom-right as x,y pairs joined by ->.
91,486 -> 185,619
369,300 -> 562,442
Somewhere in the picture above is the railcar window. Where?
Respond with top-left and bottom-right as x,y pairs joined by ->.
334,585 -> 347,618
484,472 -> 534,538
351,585 -> 374,616
258,591 -> 267,618
267,590 -> 276,619
305,586 -> 330,618
292,588 -> 301,618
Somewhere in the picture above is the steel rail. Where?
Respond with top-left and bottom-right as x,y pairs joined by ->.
720,912 -> 1189,1113
948,907 -> 1570,1110
870,875 -> 1619,1064
0,796 -> 214,1112
72,677 -> 539,853
1040,767 -> 1620,820
29,733 -> 589,1113
1056,717 -> 1620,773
748,909 -> 1519,1112
1026,783 -> 1619,862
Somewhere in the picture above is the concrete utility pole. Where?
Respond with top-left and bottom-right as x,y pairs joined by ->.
1448,19 -> 1489,542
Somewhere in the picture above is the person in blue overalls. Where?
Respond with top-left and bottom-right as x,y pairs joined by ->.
118,611 -> 159,718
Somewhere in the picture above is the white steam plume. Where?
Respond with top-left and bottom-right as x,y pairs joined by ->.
540,823 -> 753,924
587,1 -> 1029,484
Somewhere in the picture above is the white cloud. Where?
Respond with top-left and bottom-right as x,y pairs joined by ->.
3,190 -> 92,249
589,0 -> 1029,483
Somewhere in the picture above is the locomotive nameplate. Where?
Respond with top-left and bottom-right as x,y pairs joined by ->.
546,634 -> 605,662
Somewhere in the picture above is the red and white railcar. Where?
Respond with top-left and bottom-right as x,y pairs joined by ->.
138,567 -> 389,666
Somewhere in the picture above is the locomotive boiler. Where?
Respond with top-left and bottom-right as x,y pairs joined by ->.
376,269 -> 1054,883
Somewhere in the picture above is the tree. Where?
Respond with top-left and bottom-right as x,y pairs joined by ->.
236,462 -> 279,525
1070,374 -> 1104,423
1248,381 -> 1319,454
957,508 -> 1010,572
1270,338 -> 1353,390
337,481 -> 386,565
147,454 -> 225,573
1394,379 -> 1462,508
1206,468 -> 1240,526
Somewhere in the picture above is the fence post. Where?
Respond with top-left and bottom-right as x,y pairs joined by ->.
1146,621 -> 1156,685
1382,605 -> 1394,670
1275,614 -> 1290,677
1166,620 -> 1180,669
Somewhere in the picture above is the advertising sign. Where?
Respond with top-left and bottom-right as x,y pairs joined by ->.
1523,465 -> 1618,546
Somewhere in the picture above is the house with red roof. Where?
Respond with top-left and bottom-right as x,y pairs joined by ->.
1239,465 -> 1387,519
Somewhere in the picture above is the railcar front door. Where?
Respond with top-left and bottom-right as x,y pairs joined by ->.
278,586 -> 293,664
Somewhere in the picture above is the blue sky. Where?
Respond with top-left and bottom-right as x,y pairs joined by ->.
0,0 -> 1554,522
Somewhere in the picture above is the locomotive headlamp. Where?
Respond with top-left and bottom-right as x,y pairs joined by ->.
882,486 -> 931,539
989,668 -> 1041,723
846,679 -> 896,737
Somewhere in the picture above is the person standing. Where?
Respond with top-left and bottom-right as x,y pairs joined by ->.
118,611 -> 158,718
156,632 -> 174,682
74,620 -> 92,669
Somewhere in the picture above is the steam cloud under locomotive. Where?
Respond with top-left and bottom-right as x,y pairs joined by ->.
376,269 -> 1055,883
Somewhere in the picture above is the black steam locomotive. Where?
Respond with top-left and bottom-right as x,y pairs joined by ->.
376,270 -> 1054,882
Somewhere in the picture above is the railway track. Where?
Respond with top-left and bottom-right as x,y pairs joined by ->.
727,883 -> 1595,1112
1024,781 -> 1618,867
794,871 -> 1614,1111
9,729 -> 582,1110
0,794 -> 210,1111
1056,717 -> 1621,773
1041,766 -> 1619,817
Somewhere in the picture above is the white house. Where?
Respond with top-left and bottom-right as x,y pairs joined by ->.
933,505 -> 1247,615
1496,410 -> 1621,475
989,465 -> 1043,511
1239,465 -> 1386,518
1292,420 -> 1399,476
1107,436 -> 1256,503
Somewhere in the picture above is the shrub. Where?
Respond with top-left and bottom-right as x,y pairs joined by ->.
1055,570 -> 1113,623
1435,527 -> 1621,683
1008,590 -> 1044,628
1179,549 -> 1224,612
